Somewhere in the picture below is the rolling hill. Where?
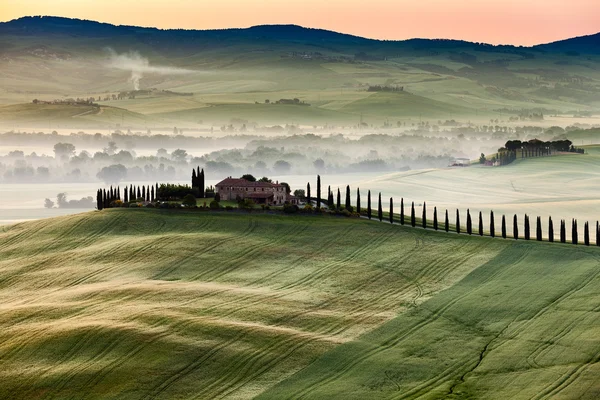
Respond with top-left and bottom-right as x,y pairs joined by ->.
1,210 -> 600,398
1,16 -> 599,127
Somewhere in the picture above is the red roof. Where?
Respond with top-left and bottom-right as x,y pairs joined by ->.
216,178 -> 282,188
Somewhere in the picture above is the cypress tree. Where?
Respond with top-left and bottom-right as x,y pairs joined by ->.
584,222 -> 590,246
513,214 -> 518,239
356,188 -> 361,214
524,214 -> 530,240
378,193 -> 383,222
336,188 -> 341,210
129,184 -> 133,201
548,217 -> 554,243
156,183 -> 159,200
433,207 -> 438,230
151,186 -> 155,202
307,182 -> 311,205
96,189 -> 102,210
142,186 -> 146,200
560,220 -> 566,243
103,189 -> 108,209
501,215 -> 506,239
317,175 -> 321,209
411,202 -> 416,227
124,188 -> 129,203
389,198 -> 394,224
456,209 -> 460,234
400,198 -> 405,225
490,211 -> 495,238
478,211 -> 483,236
572,219 -> 578,245
328,185 -> 331,201
137,186 -> 141,199
445,210 -> 449,232
192,168 -> 197,189
466,209 -> 472,235
200,169 -> 205,198
422,202 -> 427,229
146,186 -> 150,202
597,222 -> 599,247
345,185 -> 351,210
536,216 -> 542,241
367,190 -> 372,220
327,186 -> 334,208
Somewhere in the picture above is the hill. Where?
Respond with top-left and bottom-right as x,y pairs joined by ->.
1,16 -> 599,127
1,210 -> 600,398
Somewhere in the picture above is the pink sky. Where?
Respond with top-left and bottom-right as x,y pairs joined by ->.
2,0 -> 599,45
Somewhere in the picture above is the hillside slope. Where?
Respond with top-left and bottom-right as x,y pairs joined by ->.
1,210 -> 600,398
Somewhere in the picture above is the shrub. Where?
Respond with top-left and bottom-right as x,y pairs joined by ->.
303,204 -> 314,213
181,194 -> 197,208
209,200 -> 220,210
341,209 -> 351,217
283,204 -> 299,214
238,198 -> 256,210
225,205 -> 234,211
159,202 -> 169,209
129,203 -> 139,208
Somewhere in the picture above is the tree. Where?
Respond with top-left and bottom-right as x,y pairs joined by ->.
200,168 -> 205,198
97,164 -> 127,184
171,149 -> 188,162
378,193 -> 383,222
524,215 -> 530,240
560,220 -> 566,243
241,174 -> 256,182
389,198 -> 394,224
584,222 -> 590,246
142,186 -> 146,200
294,189 -> 306,199
514,215 -> 519,239
466,209 -> 472,235
479,153 -> 486,164
548,217 -> 554,243
367,190 -> 372,220
445,210 -> 449,232
182,194 -> 197,207
96,190 -> 103,210
356,188 -> 361,214
124,188 -> 129,203
478,212 -> 483,236
44,198 -> 54,209
317,175 -> 322,208
433,207 -> 438,230
501,215 -> 506,239
214,193 -> 221,202
597,221 -> 599,247
345,186 -> 351,211
411,202 -> 416,227
536,216 -> 542,241
280,182 -> 291,194
422,202 -> 427,229
456,209 -> 460,234
273,160 -> 291,174
53,143 -> 76,160
307,182 -> 311,205
328,187 -> 334,208
490,211 -> 495,238
572,219 -> 578,245
337,188 -> 341,210
400,198 -> 405,225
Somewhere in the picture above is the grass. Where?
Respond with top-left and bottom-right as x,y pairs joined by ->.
1,209 -> 600,398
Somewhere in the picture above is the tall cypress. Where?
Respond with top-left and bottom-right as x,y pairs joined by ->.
317,175 -> 321,209
433,207 -> 438,230
597,222 -> 599,247
307,182 -> 311,205
536,216 -> 542,241
124,188 -> 129,203
336,188 -> 341,210
151,186 -> 155,202
422,202 -> 427,229
584,222 -> 590,246
200,169 -> 205,198
328,186 -> 334,208
445,210 -> 449,232
560,220 -> 566,243
513,214 -> 518,239
501,215 -> 506,239
192,168 -> 197,189
356,188 -> 361,214
466,209 -> 472,235
367,190 -> 372,220
130,184 -> 134,201
572,219 -> 578,245
478,211 -> 483,236
400,198 -> 405,225
456,209 -> 460,234
548,217 -> 554,243
96,189 -> 102,210
389,198 -> 394,224
490,211 -> 495,238
146,186 -> 150,202
142,185 -> 146,200
524,215 -> 530,240
378,193 -> 383,222
137,186 -> 141,199
345,185 -> 351,210
103,189 -> 108,209
156,183 -> 159,200
411,202 -> 416,227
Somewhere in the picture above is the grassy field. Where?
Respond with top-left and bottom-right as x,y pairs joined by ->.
1,209 -> 600,398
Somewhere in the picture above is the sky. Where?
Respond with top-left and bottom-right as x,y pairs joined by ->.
1,0 -> 599,46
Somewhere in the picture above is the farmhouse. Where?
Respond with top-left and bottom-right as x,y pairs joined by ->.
215,177 -> 296,205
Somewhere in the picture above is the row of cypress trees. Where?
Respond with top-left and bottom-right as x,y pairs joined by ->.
191,167 -> 206,198
96,183 -> 159,210
314,178 -> 599,247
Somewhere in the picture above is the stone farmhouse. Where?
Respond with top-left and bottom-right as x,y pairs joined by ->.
215,177 -> 297,206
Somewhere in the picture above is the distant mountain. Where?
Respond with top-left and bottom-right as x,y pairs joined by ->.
3,15 -> 597,54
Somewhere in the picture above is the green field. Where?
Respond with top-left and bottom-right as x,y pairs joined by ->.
1,210 -> 600,398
